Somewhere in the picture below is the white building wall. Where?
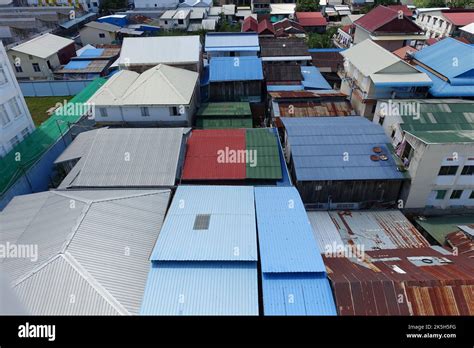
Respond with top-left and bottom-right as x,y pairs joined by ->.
415,12 -> 454,39
404,135 -> 474,209
134,0 -> 179,9
0,42 -> 35,157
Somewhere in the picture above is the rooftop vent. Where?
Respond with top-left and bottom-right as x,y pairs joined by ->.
193,214 -> 211,230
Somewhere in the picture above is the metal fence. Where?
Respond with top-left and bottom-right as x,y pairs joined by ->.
19,79 -> 95,97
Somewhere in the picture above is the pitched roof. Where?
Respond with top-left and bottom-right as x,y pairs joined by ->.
295,12 -> 328,27
260,37 -> 310,58
0,190 -> 170,315
10,33 -> 74,59
273,18 -> 305,37
460,22 -> 474,34
441,10 -> 474,26
387,4 -> 413,17
89,64 -> 199,106
58,128 -> 189,188
205,32 -> 260,52
341,39 -> 432,86
242,16 -> 258,32
258,18 -> 275,35
281,117 -> 406,181
355,5 -> 421,33
83,21 -> 121,32
392,45 -> 418,60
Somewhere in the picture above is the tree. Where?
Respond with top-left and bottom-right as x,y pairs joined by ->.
295,0 -> 320,12
307,26 -> 339,49
413,0 -> 447,7
99,0 -> 127,12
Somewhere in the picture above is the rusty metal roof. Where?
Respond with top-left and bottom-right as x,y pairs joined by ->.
276,101 -> 354,117
260,37 -> 310,57
269,90 -> 348,99
324,247 -> 474,315
264,64 -> 302,83
446,229 -> 474,258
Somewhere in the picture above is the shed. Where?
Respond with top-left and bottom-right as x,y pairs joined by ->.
281,117 -> 408,208
196,102 -> 253,129
205,32 -> 260,57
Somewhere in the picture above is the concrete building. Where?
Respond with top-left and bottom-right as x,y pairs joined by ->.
339,39 -> 432,119
372,99 -> 474,210
7,33 -> 76,80
133,0 -> 179,9
79,21 -> 120,46
159,8 -> 191,30
0,41 -> 34,158
88,64 -> 199,126
205,32 -> 260,58
415,8 -> 473,39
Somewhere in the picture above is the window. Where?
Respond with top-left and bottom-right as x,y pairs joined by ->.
461,166 -> 474,176
178,19 -> 184,25
21,127 -> 29,139
170,106 -> 180,116
470,191 -> 474,199
99,108 -> 108,117
8,98 -> 21,118
47,60 -> 53,70
391,129 -> 396,138
438,166 -> 458,176
193,214 -> 211,230
0,67 -> 7,85
92,1 -> 98,6
15,65 -> 23,73
99,33 -> 106,38
140,107 -> 150,117
9,135 -> 19,148
28,55 -> 33,60
450,190 -> 463,199
0,104 -> 11,126
378,116 -> 385,126
435,190 -> 447,200
433,18 -> 437,25
32,63 -> 40,72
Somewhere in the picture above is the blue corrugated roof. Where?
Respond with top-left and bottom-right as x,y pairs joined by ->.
141,261 -> 259,315
416,65 -> 474,97
267,84 -> 304,91
63,60 -> 91,70
262,273 -> 337,315
79,48 -> 104,59
281,117 -> 406,181
414,38 -> 474,80
209,56 -> 263,82
150,186 -> 257,261
301,66 -> 332,90
205,32 -> 260,52
254,186 -> 326,273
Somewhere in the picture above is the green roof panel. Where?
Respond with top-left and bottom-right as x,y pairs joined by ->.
245,129 -> 282,180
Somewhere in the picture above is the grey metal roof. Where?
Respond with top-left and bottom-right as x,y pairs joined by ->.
307,211 -> 344,254
58,128 -> 189,188
0,190 -> 171,315
54,129 -> 101,164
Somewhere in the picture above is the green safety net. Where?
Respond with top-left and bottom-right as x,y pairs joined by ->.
0,78 -> 106,196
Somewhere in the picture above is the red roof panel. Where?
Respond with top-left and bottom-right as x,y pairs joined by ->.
295,12 -> 327,27
355,5 -> 400,32
442,11 -> 474,26
387,4 -> 413,17
258,19 -> 275,35
242,16 -> 258,32
182,129 -> 247,180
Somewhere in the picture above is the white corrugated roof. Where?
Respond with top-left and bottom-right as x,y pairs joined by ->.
84,21 -> 121,32
58,128 -> 190,188
118,36 -> 201,67
10,33 -> 74,59
0,190 -> 170,315
460,22 -> 474,34
89,64 -> 198,106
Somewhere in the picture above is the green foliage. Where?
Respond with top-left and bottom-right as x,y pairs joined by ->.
217,14 -> 241,32
295,0 -> 321,12
413,0 -> 447,7
307,26 -> 339,49
99,0 -> 126,11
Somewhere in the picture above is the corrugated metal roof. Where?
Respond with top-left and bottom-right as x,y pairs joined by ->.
89,64 -> 199,106
301,66 -> 332,90
442,11 -> 474,26
196,102 -> 252,116
295,12 -> 328,27
10,33 -> 74,59
324,248 -> 474,315
117,36 -> 201,66
140,261 -> 258,315
275,100 -> 354,118
354,5 -> 420,33
0,190 -> 170,315
254,187 -> 326,273
84,21 -> 120,32
182,129 -> 247,180
328,210 -> 430,250
209,56 -> 263,82
262,273 -> 337,315
260,37 -> 310,57
54,129 -> 100,164
281,117 -> 406,181
197,118 -> 253,129
246,129 -> 282,180
205,32 -> 260,52
415,215 -> 474,245
59,128 -> 188,188
414,38 -> 474,80
307,211 -> 344,254
150,186 -> 257,261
